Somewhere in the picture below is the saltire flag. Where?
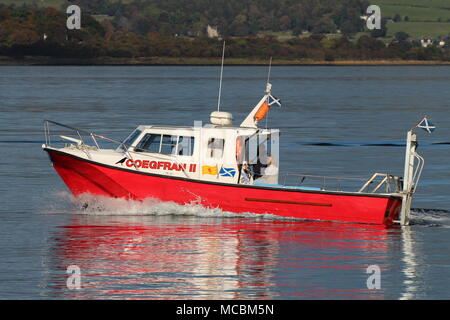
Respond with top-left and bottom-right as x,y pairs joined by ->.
202,165 -> 218,175
417,117 -> 436,133
219,167 -> 236,177
268,95 -> 281,107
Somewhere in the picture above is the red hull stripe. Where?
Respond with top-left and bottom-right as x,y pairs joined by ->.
245,197 -> 332,207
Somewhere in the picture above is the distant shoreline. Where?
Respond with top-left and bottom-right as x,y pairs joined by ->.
1,56 -> 450,66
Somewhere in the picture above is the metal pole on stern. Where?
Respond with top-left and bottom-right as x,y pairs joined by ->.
400,130 -> 416,226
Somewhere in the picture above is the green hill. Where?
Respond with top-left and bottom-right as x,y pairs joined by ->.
1,2 -> 450,63
378,0 -> 450,38
1,0 -> 449,38
0,0 -> 370,37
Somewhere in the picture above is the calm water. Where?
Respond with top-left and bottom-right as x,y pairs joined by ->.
0,66 -> 449,299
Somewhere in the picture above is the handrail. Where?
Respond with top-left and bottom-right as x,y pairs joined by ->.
43,120 -> 134,161
284,173 -> 367,182
44,120 -> 125,146
282,172 -> 401,194
283,172 -> 370,193
358,173 -> 401,194
411,151 -> 424,194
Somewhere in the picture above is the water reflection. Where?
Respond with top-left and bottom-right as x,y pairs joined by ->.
49,216 -> 278,299
400,226 -> 420,300
44,213 -> 410,299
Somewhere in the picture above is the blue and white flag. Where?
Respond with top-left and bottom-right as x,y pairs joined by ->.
268,95 -> 281,107
219,167 -> 236,177
417,117 -> 436,133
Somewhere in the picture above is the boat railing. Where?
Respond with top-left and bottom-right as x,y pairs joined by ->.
282,172 -> 402,194
43,120 -> 190,175
43,120 -> 132,159
357,173 -> 402,194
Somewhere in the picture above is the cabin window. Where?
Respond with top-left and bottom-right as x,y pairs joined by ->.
135,133 -> 161,153
257,134 -> 272,164
160,134 -> 178,155
207,138 -> 224,158
134,133 -> 195,156
178,136 -> 195,156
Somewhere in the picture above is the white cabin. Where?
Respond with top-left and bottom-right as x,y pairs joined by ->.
114,85 -> 281,185
117,123 -> 279,185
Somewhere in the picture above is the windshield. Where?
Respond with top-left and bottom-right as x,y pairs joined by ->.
117,129 -> 142,151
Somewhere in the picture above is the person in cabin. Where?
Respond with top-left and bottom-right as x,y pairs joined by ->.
259,155 -> 278,184
240,161 -> 253,184
208,138 -> 224,158
250,143 -> 268,180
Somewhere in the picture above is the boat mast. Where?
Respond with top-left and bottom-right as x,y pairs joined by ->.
266,57 -> 272,88
217,41 -> 226,112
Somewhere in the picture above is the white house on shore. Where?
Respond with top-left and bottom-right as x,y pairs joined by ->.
207,25 -> 219,38
420,38 -> 446,48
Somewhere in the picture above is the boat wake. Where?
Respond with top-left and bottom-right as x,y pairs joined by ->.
49,191 -> 450,226
54,191 -> 293,220
409,208 -> 450,227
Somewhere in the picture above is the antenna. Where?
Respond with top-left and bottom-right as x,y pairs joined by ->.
267,57 -> 272,85
265,57 -> 272,129
217,41 -> 226,111
266,56 -> 272,93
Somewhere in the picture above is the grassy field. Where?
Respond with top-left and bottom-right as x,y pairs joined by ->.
378,0 -> 450,7
381,4 -> 450,21
387,21 -> 450,38
378,0 -> 450,38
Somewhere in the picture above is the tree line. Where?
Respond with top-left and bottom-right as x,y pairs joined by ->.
68,0 -> 370,36
0,5 -> 449,62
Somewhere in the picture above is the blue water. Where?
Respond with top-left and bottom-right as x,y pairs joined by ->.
0,66 -> 450,299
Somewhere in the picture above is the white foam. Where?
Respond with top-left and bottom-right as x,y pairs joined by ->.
47,191 -> 450,226
53,191 -> 294,220
410,208 -> 450,227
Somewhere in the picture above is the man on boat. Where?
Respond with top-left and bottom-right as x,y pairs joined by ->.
258,156 -> 278,185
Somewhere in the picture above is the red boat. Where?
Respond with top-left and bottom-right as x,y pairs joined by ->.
42,82 -> 424,226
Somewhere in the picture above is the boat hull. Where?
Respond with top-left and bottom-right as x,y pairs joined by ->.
45,149 -> 402,225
